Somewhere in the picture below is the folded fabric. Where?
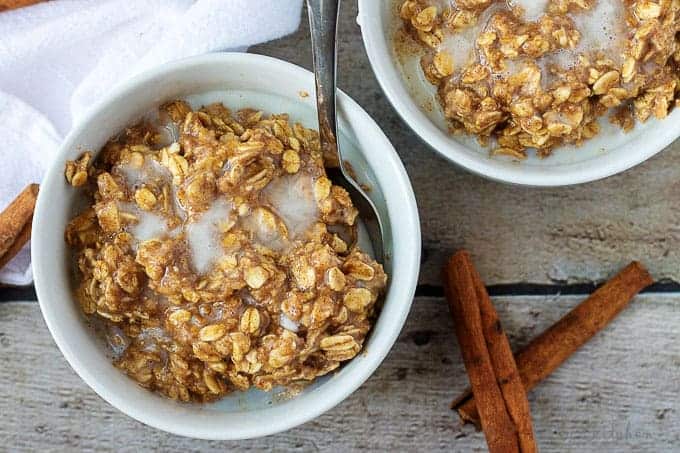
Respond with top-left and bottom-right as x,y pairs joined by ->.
0,0 -> 303,285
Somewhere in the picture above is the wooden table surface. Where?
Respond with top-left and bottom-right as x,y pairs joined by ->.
3,3 -> 680,452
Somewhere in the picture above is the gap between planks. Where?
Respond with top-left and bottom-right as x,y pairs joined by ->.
5,281 -> 680,304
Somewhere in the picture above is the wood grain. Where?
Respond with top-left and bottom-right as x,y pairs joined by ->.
252,2 -> 680,286
2,295 -> 679,451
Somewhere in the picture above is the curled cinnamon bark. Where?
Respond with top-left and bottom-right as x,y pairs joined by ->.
0,184 -> 39,270
453,261 -> 653,428
0,0 -> 45,12
473,264 -> 537,453
444,251 -> 536,453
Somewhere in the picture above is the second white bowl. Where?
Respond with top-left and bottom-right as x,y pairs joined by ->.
358,0 -> 680,186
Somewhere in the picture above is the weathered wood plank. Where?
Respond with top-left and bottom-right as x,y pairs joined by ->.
2,295 -> 679,451
252,3 -> 680,286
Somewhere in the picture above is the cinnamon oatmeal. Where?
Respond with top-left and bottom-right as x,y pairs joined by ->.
64,101 -> 387,402
398,0 -> 680,158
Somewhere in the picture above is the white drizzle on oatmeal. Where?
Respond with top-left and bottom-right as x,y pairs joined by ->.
137,326 -> 172,353
568,0 -> 626,63
117,151 -> 188,222
433,0 -> 627,80
240,207 -> 287,252
507,0 -> 549,22
262,172 -> 320,240
438,3 -> 502,69
144,108 -> 180,147
115,155 -> 170,189
537,0 -> 626,85
118,153 -> 237,274
279,313 -> 300,333
117,157 -> 321,272
119,202 -> 173,243
185,198 -> 234,274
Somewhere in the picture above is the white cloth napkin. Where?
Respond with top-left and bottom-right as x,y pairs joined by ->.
0,0 -> 303,286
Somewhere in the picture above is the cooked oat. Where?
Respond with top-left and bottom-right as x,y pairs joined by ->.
399,0 -> 680,157
65,101 -> 387,402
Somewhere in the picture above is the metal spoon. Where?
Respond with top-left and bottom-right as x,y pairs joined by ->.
306,0 -> 386,265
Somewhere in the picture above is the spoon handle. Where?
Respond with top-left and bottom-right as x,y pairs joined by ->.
307,0 -> 341,155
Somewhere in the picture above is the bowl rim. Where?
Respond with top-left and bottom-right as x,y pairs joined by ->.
357,0 -> 680,187
31,52 -> 421,440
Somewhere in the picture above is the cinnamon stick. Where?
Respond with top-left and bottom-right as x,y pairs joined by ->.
443,251 -> 521,453
452,261 -> 653,428
472,259 -> 537,453
0,184 -> 38,270
0,0 -> 45,12
0,218 -> 31,270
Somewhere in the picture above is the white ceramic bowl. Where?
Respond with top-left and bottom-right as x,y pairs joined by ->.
358,0 -> 680,186
32,53 -> 420,440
